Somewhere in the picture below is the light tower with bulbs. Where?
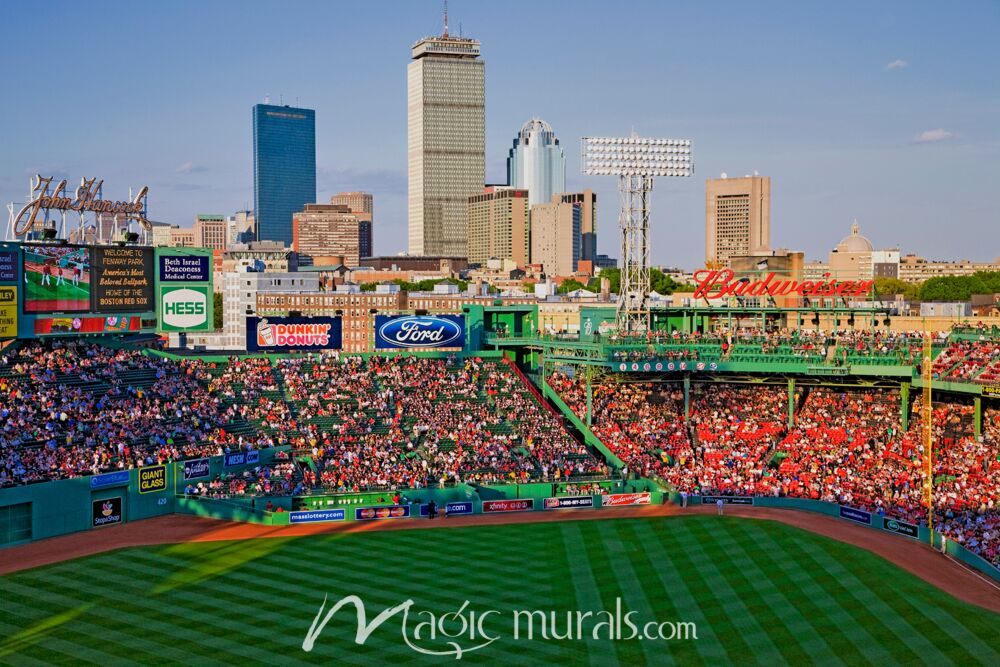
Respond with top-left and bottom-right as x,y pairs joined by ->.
581,135 -> 693,333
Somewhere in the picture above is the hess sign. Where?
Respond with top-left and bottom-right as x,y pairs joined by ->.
375,315 -> 464,349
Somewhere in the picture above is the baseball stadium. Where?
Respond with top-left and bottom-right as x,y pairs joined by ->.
1,238 -> 999,665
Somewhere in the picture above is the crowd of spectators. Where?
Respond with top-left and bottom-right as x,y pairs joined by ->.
277,355 -> 607,492
552,374 -> 1000,569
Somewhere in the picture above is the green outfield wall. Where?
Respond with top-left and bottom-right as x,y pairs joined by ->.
0,447 -> 290,546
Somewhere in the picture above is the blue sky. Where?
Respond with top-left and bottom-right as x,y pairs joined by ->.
1,0 -> 998,266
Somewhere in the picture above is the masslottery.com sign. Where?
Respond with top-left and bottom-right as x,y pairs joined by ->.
159,285 -> 211,332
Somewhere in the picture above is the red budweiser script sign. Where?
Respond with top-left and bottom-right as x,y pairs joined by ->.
482,499 -> 535,513
693,269 -> 874,300
602,492 -> 652,507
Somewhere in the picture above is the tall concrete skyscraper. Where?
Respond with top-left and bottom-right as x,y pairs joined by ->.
508,118 -> 565,208
407,20 -> 485,257
705,175 -> 771,267
253,103 -> 316,247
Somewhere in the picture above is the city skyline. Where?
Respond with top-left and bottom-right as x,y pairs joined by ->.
1,0 -> 998,265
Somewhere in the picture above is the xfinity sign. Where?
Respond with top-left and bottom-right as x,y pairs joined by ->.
159,286 -> 210,332
375,315 -> 465,349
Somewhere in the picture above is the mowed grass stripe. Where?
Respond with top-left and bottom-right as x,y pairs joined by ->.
793,534 -> 968,665
1,570 -> 274,665
722,521 -> 857,665
561,521 -> 621,666
604,519 -> 704,666
631,521 -> 730,664
743,521 -> 897,666
676,519 -> 791,664
647,520 -> 761,664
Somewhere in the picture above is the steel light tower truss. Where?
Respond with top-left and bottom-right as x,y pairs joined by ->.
582,135 -> 692,333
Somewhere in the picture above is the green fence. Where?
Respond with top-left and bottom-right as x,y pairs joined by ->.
0,447 -> 290,547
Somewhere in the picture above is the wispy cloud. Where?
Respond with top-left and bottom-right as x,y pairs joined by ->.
175,161 -> 209,174
912,128 -> 956,144
317,167 -> 406,195
168,183 -> 211,192
885,59 -> 908,71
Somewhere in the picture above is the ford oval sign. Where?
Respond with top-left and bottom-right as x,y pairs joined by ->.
375,315 -> 465,349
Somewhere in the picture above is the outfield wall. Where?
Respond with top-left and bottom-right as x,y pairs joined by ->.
677,494 -> 1000,584
0,447 -> 290,547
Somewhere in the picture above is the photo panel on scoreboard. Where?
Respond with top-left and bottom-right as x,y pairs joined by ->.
21,244 -> 92,313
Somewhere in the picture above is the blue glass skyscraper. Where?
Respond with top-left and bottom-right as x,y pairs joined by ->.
253,104 -> 316,246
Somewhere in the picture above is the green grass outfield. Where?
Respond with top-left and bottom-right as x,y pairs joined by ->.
1,516 -> 998,666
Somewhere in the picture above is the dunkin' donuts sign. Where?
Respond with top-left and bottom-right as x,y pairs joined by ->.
246,316 -> 342,352
693,269 -> 875,300
375,315 -> 464,349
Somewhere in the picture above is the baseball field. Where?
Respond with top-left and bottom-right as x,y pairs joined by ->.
1,515 -> 998,665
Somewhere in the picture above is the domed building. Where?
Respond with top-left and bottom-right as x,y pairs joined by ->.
828,219 -> 875,281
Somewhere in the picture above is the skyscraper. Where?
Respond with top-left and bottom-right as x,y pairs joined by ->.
560,189 -> 597,262
330,192 -> 373,259
467,187 -> 530,267
253,103 -> 316,247
292,204 -> 360,267
705,175 -> 771,267
508,118 -> 566,208
407,21 -> 485,257
530,197 -> 581,278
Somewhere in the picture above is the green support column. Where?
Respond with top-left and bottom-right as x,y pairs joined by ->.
974,396 -> 982,440
787,377 -> 796,428
683,374 -> 691,425
900,382 -> 910,432
586,365 -> 593,427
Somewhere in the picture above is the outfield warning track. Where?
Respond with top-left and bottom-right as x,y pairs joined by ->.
2,504 -> 998,614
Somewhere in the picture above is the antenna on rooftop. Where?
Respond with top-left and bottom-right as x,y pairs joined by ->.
264,94 -> 271,104
443,0 -> 449,37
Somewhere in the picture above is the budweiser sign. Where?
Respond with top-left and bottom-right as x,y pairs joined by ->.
602,492 -> 652,507
692,269 -> 874,300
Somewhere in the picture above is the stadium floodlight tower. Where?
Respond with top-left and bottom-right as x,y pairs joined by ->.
582,134 -> 692,333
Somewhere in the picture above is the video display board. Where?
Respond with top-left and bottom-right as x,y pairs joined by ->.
91,247 -> 154,312
22,244 -> 91,313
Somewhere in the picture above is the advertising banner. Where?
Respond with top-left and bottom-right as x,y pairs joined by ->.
92,497 -> 123,527
355,505 -> 411,521
138,465 -> 167,494
601,492 -> 652,507
289,509 -> 346,524
882,517 -> 919,538
160,285 -> 211,332
34,315 -> 141,335
159,254 -> 210,282
223,450 -> 260,467
91,246 -> 154,312
0,249 -> 18,282
983,385 -> 1000,398
90,470 -> 130,489
22,244 -> 91,313
375,314 -> 465,349
839,505 -> 872,525
544,496 -> 595,510
247,316 -> 342,352
183,458 -> 211,480
446,501 -> 474,515
482,499 -> 534,513
0,286 -> 16,338
700,495 -> 754,505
